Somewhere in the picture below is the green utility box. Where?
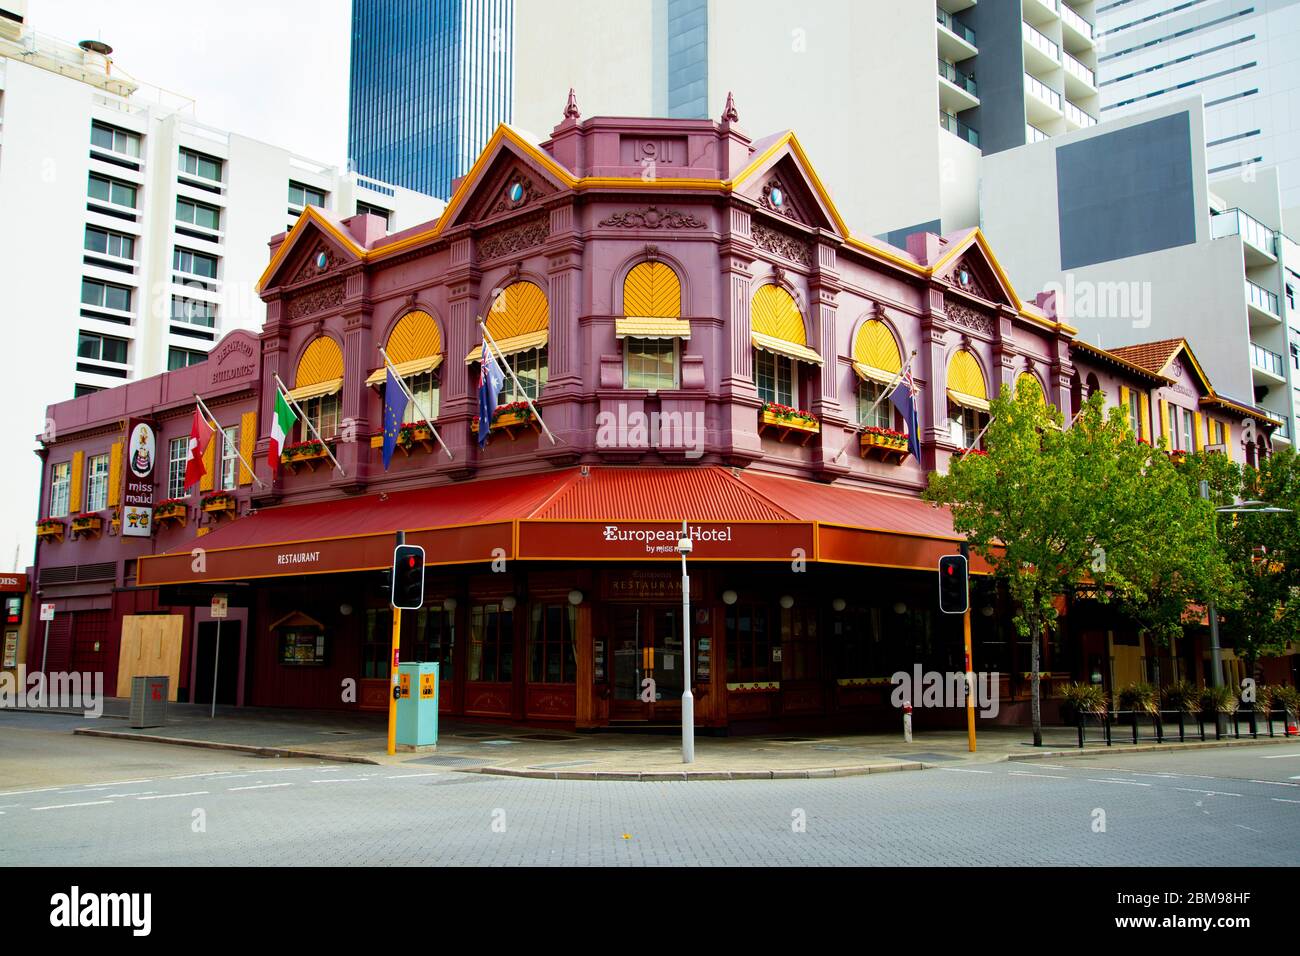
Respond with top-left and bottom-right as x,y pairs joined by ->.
395,662 -> 439,751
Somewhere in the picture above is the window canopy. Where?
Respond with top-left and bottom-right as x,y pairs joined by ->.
751,284 -> 822,365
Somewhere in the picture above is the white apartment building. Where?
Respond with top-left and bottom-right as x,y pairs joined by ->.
1095,0 -> 1300,215
0,5 -> 444,568
507,0 -> 1098,241
980,96 -> 1298,443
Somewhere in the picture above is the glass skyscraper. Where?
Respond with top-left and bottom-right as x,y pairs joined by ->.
349,0 -> 513,199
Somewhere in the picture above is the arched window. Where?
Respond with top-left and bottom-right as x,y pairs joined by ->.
288,335 -> 344,440
947,349 -> 989,450
853,318 -> 902,430
1016,371 -> 1046,404
751,284 -> 822,408
466,280 -> 548,403
617,261 -> 687,391
366,310 -> 443,421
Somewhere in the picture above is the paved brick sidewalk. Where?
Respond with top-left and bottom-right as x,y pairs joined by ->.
15,697 -> 1296,778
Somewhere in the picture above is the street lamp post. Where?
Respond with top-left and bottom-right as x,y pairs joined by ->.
677,520 -> 695,764
1201,480 -> 1291,726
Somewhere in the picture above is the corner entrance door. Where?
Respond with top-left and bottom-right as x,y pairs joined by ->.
610,606 -> 684,721
194,621 -> 240,707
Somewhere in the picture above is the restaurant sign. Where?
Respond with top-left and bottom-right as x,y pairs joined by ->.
122,418 -> 156,537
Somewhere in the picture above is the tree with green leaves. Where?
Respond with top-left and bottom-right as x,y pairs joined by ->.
925,379 -> 1227,744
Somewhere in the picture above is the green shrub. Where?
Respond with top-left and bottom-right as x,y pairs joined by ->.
1199,684 -> 1239,715
1058,682 -> 1108,717
1118,682 -> 1159,715
1273,686 -> 1300,720
1162,680 -> 1200,714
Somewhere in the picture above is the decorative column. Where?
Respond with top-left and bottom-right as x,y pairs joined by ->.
334,268 -> 372,492
253,296 -> 289,504
441,237 -> 479,478
717,203 -> 762,465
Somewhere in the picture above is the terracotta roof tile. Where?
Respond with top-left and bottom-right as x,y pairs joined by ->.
1105,339 -> 1186,375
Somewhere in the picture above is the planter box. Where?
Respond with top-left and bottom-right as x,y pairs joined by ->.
758,408 -> 819,445
201,497 -> 236,518
860,431 -> 910,462
472,407 -> 538,441
155,501 -> 187,527
36,518 -> 65,542
280,443 -> 331,473
70,514 -> 103,539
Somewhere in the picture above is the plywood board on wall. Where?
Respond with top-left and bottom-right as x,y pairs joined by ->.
116,615 -> 184,700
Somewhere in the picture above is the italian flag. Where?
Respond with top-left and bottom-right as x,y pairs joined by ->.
268,390 -> 297,473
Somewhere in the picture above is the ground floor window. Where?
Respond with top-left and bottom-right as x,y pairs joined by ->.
725,604 -> 778,683
529,603 -> 577,683
469,603 -> 513,682
362,605 -> 454,679
780,606 -> 819,681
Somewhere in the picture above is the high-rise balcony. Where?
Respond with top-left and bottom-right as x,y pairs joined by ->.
1251,342 -> 1286,383
1022,20 -> 1059,74
1212,208 -> 1278,266
1063,98 -> 1098,129
940,110 -> 979,147
936,8 -> 977,61
1063,50 -> 1096,96
1060,3 -> 1095,51
1026,123 -> 1051,144
1024,72 -> 1062,125
1245,278 -> 1281,325
938,57 -> 979,113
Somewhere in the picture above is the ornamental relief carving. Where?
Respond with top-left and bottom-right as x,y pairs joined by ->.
288,244 -> 346,285
759,178 -> 806,224
597,205 -> 707,230
751,222 -> 812,266
944,301 -> 995,337
477,215 -> 550,261
285,281 -> 346,320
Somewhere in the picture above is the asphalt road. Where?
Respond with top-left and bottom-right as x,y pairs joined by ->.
2,712 -> 1297,866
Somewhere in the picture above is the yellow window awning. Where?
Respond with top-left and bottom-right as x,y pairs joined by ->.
947,388 -> 990,412
464,329 -> 549,365
286,378 -> 343,402
852,362 -> 898,386
365,354 -> 444,387
752,331 -> 823,366
615,317 -> 692,340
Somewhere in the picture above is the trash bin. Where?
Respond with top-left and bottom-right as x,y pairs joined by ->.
129,675 -> 169,729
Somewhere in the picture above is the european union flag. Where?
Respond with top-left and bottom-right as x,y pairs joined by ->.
381,367 -> 403,470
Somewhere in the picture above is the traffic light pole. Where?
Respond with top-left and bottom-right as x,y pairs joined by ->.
960,543 -> 976,753
387,531 -> 404,756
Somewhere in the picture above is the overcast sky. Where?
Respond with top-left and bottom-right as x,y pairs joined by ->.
28,0 -> 353,166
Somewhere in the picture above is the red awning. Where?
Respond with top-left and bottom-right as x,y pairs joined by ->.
138,466 -> 977,585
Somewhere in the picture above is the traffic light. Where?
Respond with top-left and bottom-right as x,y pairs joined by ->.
938,554 -> 969,615
391,544 -> 426,610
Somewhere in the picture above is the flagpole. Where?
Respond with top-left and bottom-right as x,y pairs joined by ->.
377,346 -> 453,460
194,394 -> 267,489
476,318 -> 557,445
834,350 -> 918,464
271,373 -> 347,477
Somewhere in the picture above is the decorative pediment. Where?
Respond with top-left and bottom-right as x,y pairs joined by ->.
450,142 -> 566,228
258,208 -> 363,293
936,238 -> 1018,311
734,139 -> 844,235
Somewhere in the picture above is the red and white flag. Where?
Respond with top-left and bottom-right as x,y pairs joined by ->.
184,409 -> 213,489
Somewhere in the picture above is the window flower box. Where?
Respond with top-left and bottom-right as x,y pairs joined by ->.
155,499 -> 188,528
1168,449 -> 1188,463
280,439 -> 331,473
36,517 -> 65,542
471,401 -> 538,441
836,677 -> 896,688
860,427 -> 910,462
726,681 -> 781,693
955,447 -> 987,457
201,490 -> 236,518
758,402 -> 820,445
371,422 -> 439,455
70,512 -> 104,539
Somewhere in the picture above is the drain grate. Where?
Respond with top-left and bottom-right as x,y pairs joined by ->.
403,755 -> 488,767
527,760 -> 597,769
451,731 -> 499,738
887,752 -> 961,762
516,733 -> 580,741
766,736 -> 817,742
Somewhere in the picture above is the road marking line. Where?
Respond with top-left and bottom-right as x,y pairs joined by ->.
32,800 -> 114,811
1260,753 -> 1300,759
0,786 -> 64,797
1087,778 -> 1151,787
1008,771 -> 1069,779
137,791 -> 208,800
1271,798 -> 1300,804
935,767 -> 994,774
106,792 -> 157,798
227,783 -> 294,791
1235,824 -> 1262,832
385,773 -> 447,779
1175,788 -> 1242,797
1249,779 -> 1300,787
310,778 -> 369,784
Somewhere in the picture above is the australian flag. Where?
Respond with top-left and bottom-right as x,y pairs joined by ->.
477,341 -> 505,449
889,365 -> 921,461
381,367 -> 403,470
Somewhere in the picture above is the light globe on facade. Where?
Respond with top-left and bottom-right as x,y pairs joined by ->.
722,589 -> 738,605
831,597 -> 846,612
501,595 -> 517,611
893,601 -> 907,615
779,594 -> 794,609
567,589 -> 583,606
443,597 -> 457,611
